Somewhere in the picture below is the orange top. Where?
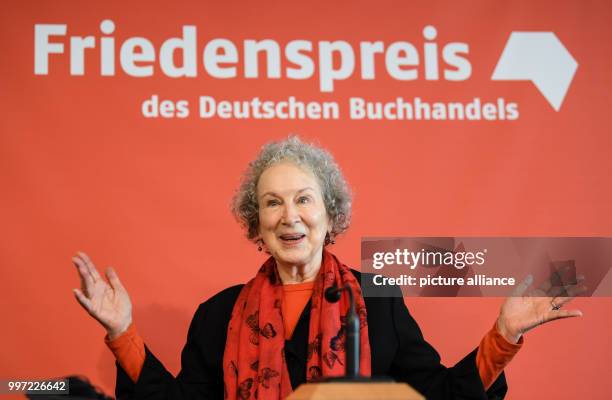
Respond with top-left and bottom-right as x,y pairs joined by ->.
106,286 -> 521,389
282,281 -> 315,339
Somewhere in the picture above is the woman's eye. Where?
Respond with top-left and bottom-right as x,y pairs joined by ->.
298,196 -> 310,204
266,199 -> 280,207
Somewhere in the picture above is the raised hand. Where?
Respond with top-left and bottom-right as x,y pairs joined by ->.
496,274 -> 585,343
72,251 -> 133,339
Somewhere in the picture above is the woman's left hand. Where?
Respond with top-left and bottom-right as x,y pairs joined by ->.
496,274 -> 585,343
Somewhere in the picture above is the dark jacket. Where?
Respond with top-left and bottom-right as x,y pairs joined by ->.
116,270 -> 507,399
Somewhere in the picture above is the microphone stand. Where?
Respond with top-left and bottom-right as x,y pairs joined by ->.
290,285 -> 419,398
324,285 -> 390,382
344,285 -> 360,378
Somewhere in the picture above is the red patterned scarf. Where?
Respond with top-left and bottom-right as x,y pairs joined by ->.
223,249 -> 371,400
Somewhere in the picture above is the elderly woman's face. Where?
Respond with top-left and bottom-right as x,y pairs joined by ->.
257,162 -> 331,270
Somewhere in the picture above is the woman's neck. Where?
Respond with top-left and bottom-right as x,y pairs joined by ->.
276,252 -> 323,284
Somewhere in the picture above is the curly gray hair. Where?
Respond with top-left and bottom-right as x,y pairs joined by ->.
231,136 -> 352,243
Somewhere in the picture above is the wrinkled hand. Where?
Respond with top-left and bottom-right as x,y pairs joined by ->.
72,252 -> 133,339
497,275 -> 585,343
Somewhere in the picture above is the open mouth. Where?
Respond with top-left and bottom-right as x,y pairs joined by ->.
279,233 -> 306,244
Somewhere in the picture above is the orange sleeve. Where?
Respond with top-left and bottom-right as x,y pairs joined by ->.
104,323 -> 146,383
476,323 -> 523,389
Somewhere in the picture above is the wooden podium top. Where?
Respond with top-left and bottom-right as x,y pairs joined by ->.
287,382 -> 425,400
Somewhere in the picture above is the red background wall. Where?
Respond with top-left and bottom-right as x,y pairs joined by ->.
1,1 -> 611,398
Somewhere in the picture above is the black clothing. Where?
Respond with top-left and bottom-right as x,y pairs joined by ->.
116,271 -> 507,399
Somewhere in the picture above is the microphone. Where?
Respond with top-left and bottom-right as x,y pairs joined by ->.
324,286 -> 342,303
324,284 -> 360,378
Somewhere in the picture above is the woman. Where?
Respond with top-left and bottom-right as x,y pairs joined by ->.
72,136 -> 582,399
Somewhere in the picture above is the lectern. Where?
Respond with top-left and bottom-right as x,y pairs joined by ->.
287,381 -> 425,400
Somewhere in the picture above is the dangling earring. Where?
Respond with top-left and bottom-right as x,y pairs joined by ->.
257,239 -> 263,252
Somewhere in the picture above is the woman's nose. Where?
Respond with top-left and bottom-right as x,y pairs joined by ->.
281,203 -> 300,225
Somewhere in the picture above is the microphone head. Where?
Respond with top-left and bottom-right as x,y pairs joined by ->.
324,285 -> 342,303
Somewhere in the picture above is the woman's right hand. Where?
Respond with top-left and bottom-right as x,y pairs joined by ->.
72,251 -> 133,340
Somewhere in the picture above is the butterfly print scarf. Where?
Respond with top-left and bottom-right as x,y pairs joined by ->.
223,249 -> 371,400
